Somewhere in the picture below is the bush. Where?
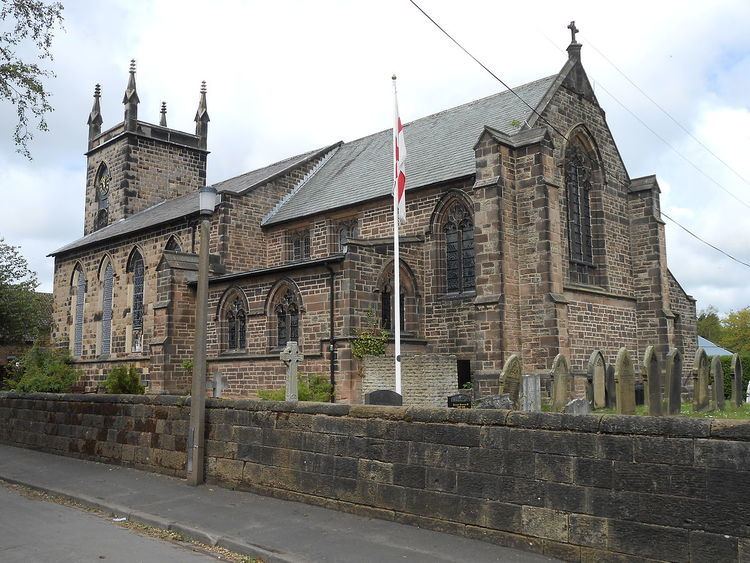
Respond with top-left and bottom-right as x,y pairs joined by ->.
257,373 -> 332,402
719,353 -> 750,401
103,365 -> 145,394
4,346 -> 80,393
351,309 -> 389,360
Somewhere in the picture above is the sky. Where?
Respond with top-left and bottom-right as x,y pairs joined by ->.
1,0 -> 749,315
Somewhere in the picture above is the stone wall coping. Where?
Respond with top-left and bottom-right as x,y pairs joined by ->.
3,393 -> 748,440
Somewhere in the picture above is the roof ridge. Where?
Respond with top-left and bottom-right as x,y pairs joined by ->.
337,74 -> 558,148
261,145 -> 341,225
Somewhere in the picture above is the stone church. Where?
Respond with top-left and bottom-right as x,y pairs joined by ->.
49,36 -> 697,403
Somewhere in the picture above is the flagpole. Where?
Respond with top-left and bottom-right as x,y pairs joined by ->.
392,74 -> 402,396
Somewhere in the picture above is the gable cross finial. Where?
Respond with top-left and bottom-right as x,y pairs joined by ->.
567,20 -> 579,44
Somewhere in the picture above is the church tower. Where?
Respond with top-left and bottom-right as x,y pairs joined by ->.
83,61 -> 210,235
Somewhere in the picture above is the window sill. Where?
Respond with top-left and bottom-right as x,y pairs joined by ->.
439,291 -> 476,301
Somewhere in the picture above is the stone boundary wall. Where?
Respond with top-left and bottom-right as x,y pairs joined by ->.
362,354 -> 457,407
1,393 -> 749,561
0,393 -> 188,476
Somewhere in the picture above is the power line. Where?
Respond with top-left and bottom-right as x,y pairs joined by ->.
661,211 -> 750,269
406,0 -> 569,142
595,81 -> 750,210
584,37 -> 750,189
407,1 -> 750,270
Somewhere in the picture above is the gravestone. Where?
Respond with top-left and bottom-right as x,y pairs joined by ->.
473,394 -> 513,410
448,393 -> 472,408
365,389 -> 403,406
614,347 -> 635,415
551,354 -> 571,412
711,355 -> 725,411
587,350 -> 607,409
605,364 -> 616,408
692,348 -> 710,412
280,341 -> 304,401
500,354 -> 522,407
642,346 -> 662,416
563,398 -> 590,415
665,349 -> 682,415
747,380 -> 750,404
520,374 -> 542,412
731,353 -> 744,408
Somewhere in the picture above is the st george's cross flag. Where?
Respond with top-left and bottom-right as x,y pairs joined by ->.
393,76 -> 406,224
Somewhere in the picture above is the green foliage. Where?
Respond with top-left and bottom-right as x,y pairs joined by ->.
718,353 -> 750,401
461,381 -> 473,390
0,239 -> 52,345
181,359 -> 193,373
719,308 -> 750,354
1,0 -> 65,158
103,365 -> 145,395
697,305 -> 723,343
351,309 -> 389,360
257,373 -> 332,402
4,345 -> 79,392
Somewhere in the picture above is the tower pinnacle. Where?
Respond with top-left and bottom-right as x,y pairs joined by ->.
123,59 -> 140,131
194,81 -> 209,149
160,101 -> 167,127
87,83 -> 103,142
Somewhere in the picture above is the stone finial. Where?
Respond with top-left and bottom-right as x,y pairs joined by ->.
87,83 -> 103,141
159,101 -> 167,127
566,21 -> 582,62
123,59 -> 139,131
194,80 -> 209,149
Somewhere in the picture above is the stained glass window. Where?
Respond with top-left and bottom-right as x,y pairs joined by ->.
566,145 -> 593,265
226,298 -> 246,351
129,251 -> 145,353
275,290 -> 300,347
101,262 -> 113,355
443,202 -> 474,293
73,266 -> 86,357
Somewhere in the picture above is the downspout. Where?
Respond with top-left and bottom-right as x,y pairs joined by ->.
325,264 -> 336,402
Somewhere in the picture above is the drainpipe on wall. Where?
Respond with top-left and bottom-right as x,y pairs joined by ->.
325,264 -> 336,403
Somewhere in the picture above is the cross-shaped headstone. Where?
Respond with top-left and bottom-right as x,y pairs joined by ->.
280,341 -> 304,401
567,20 -> 579,44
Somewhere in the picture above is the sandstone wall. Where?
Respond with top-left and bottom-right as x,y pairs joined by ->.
361,354 -> 457,407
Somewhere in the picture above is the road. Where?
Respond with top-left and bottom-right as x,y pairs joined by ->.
0,484 -> 221,563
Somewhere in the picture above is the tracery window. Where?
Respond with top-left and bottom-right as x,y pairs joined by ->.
72,265 -> 86,357
274,290 -> 300,347
443,202 -> 475,293
226,298 -> 247,351
94,163 -> 111,231
101,261 -> 114,356
128,250 -> 145,353
566,144 -> 594,266
336,221 -> 358,253
164,236 -> 182,252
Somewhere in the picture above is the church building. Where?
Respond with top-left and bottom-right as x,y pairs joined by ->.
49,33 -> 697,402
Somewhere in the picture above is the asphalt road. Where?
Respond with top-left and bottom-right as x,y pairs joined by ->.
0,484 -> 220,563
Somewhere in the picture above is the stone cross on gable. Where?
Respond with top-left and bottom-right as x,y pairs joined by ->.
567,20 -> 579,44
280,341 -> 304,401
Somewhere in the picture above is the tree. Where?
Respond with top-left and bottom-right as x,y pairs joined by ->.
0,238 -> 50,344
1,0 -> 64,159
720,307 -> 750,354
697,305 -> 723,343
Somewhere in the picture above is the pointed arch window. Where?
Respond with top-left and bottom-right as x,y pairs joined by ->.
380,283 -> 404,331
94,163 -> 111,231
101,261 -> 114,356
226,298 -> 247,351
442,202 -> 475,293
566,144 -> 593,266
274,290 -> 300,348
72,265 -> 86,357
128,251 -> 145,353
165,236 -> 182,252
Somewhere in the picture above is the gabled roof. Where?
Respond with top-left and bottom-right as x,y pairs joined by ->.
263,75 -> 557,225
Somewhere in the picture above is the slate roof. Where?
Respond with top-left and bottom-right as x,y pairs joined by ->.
264,75 -> 557,225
